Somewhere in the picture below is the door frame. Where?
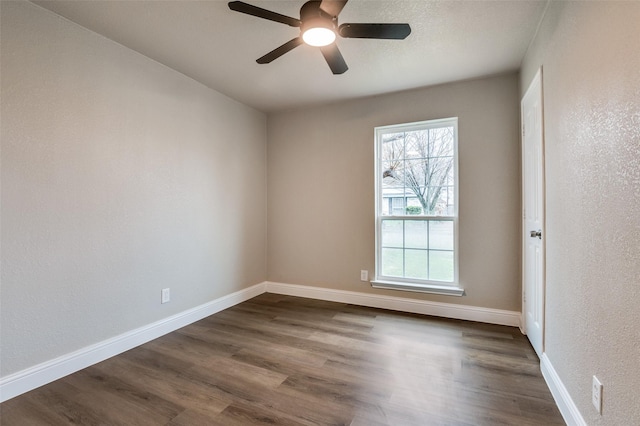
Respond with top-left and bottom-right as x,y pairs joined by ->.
521,67 -> 546,355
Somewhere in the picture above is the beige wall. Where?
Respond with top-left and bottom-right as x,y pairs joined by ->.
521,1 -> 640,424
0,1 -> 267,376
12,5 -> 640,422
267,74 -> 521,311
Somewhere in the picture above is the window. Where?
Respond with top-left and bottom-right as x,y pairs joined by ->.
373,118 -> 463,296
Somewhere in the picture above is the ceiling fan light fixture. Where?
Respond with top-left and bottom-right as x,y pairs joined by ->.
301,14 -> 336,47
228,0 -> 412,74
302,26 -> 336,46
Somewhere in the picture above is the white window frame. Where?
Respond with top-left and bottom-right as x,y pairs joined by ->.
372,117 -> 464,296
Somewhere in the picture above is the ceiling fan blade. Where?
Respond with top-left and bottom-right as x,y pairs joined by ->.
319,0 -> 348,17
320,44 -> 348,74
339,23 -> 411,39
228,1 -> 301,27
257,37 -> 304,64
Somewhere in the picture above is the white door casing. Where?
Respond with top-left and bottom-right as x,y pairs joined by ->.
521,68 -> 545,358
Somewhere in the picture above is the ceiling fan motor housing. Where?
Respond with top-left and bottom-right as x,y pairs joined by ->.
300,1 -> 337,34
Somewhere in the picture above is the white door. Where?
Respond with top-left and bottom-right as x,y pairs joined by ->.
522,68 -> 545,358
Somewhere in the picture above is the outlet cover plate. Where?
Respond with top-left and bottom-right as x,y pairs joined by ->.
592,375 -> 603,414
161,288 -> 170,304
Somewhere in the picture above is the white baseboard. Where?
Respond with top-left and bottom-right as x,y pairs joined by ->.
265,281 -> 521,327
0,282 -> 266,403
1,280 -> 522,402
541,353 -> 586,426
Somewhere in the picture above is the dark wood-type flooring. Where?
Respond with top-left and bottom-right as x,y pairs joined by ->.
1,294 -> 565,425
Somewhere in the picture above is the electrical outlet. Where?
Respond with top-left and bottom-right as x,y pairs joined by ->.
161,288 -> 170,304
360,270 -> 368,282
592,375 -> 603,414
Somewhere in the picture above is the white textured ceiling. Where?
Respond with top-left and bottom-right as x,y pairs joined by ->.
32,0 -> 548,112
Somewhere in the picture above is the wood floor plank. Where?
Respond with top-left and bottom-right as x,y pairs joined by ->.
212,401 -> 316,426
0,294 -> 565,425
0,398 -> 70,426
22,384 -> 110,425
61,367 -> 184,420
90,355 -> 230,417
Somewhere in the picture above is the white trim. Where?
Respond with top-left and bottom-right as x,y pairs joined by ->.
540,353 -> 586,426
370,279 -> 464,296
374,117 -> 460,287
0,282 -> 266,403
265,281 -> 519,327
0,281 -> 525,402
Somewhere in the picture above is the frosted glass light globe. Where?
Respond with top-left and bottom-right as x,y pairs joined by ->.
303,27 -> 336,47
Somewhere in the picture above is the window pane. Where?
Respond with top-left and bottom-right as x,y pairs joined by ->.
381,248 -> 403,277
391,198 -> 406,216
429,127 -> 455,157
429,250 -> 454,282
405,159 -> 427,187
382,196 -> 403,215
381,220 -> 403,247
405,249 -> 428,280
426,156 -> 453,195
381,135 -> 404,162
405,198 -> 422,215
413,186 -> 439,216
381,197 -> 391,216
405,220 -> 427,249
429,221 -> 454,250
402,156 -> 453,216
381,161 -> 403,188
404,131 -> 428,160
432,186 -> 454,215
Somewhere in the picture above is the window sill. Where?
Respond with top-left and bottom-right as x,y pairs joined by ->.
370,280 -> 465,296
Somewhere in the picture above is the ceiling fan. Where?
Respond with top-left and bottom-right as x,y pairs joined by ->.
228,0 -> 411,74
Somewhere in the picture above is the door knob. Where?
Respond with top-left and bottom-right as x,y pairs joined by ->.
530,230 -> 542,239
